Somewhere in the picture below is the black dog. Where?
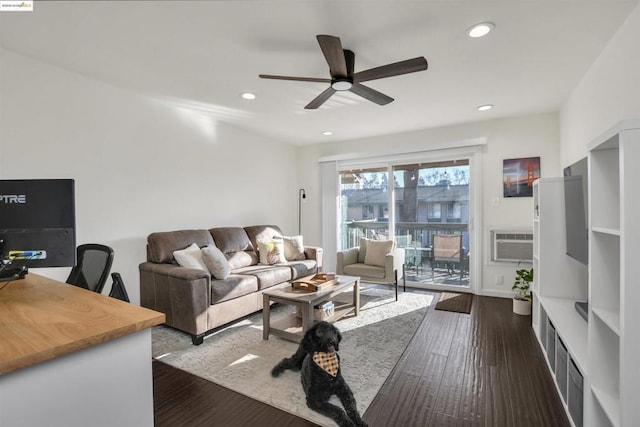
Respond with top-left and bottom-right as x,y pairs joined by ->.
271,321 -> 367,427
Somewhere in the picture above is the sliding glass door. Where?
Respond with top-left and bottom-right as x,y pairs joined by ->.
393,160 -> 470,287
338,158 -> 471,289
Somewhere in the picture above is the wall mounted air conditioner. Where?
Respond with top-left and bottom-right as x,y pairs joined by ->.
491,230 -> 533,263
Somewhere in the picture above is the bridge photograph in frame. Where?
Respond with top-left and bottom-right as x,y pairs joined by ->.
503,156 -> 540,198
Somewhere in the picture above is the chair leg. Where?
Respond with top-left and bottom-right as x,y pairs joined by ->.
403,263 -> 406,292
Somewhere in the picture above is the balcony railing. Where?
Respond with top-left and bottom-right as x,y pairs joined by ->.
341,220 -> 468,250
340,220 -> 471,285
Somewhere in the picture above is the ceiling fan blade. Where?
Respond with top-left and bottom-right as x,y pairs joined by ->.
349,83 -> 394,105
316,35 -> 348,77
353,57 -> 428,83
305,87 -> 336,109
259,74 -> 331,83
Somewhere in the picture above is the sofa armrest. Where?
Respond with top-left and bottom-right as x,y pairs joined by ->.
139,262 -> 211,336
140,262 -> 210,281
304,246 -> 324,269
385,248 -> 406,279
336,247 -> 359,274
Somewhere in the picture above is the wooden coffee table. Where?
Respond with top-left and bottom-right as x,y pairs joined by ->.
262,275 -> 360,342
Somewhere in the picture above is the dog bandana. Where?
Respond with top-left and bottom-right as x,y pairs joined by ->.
313,351 -> 339,377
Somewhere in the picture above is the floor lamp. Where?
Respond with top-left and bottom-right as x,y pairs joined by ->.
298,188 -> 306,235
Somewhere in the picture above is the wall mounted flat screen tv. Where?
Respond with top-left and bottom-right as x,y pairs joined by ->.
563,158 -> 588,265
0,179 -> 76,268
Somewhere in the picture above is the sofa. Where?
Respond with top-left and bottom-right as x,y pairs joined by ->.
139,225 -> 322,345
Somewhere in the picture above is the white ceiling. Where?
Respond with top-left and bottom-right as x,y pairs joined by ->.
1,1 -> 638,145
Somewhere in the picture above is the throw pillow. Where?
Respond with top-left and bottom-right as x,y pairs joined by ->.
275,235 -> 306,261
257,239 -> 287,265
173,243 -> 208,272
358,237 -> 370,263
201,244 -> 231,280
364,239 -> 395,267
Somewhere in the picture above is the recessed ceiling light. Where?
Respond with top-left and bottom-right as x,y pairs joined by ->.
241,92 -> 256,100
322,131 -> 333,136
477,104 -> 493,111
467,22 -> 495,38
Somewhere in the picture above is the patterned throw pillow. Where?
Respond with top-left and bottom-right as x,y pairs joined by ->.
257,239 -> 287,265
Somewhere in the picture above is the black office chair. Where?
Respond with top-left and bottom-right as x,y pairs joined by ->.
108,272 -> 130,302
66,244 -> 114,293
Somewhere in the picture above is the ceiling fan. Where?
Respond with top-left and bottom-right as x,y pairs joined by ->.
259,35 -> 428,109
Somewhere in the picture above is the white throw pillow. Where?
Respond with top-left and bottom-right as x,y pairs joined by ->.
173,243 -> 208,272
257,239 -> 287,265
364,240 -> 394,267
201,244 -> 231,280
275,235 -> 306,261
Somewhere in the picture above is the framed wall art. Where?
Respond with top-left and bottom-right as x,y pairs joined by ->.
503,156 -> 540,197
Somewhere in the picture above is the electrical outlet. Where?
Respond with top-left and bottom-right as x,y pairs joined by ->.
495,274 -> 504,285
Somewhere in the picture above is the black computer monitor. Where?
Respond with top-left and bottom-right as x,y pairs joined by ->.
0,179 -> 76,268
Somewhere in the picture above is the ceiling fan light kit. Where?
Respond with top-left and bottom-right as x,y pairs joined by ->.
259,34 -> 428,109
331,79 -> 352,91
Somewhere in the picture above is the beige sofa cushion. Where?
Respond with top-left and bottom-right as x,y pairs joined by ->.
210,275 -> 259,304
343,263 -> 386,279
244,225 -> 284,252
147,229 -> 213,263
209,227 -> 258,270
232,265 -> 292,290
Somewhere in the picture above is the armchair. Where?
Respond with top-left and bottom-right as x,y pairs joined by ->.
432,234 -> 464,283
336,238 -> 405,301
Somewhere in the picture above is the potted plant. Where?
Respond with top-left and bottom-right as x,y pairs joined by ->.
512,267 -> 533,315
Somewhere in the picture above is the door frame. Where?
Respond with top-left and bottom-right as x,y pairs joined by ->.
334,146 -> 483,295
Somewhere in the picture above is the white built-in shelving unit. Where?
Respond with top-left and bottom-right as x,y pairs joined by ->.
532,178 -> 589,427
533,120 -> 640,427
587,120 -> 640,427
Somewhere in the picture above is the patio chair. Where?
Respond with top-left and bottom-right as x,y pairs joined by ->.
432,234 -> 463,283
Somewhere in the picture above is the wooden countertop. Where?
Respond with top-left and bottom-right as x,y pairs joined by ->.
0,273 -> 165,375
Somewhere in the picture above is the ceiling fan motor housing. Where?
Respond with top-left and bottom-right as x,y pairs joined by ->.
331,49 -> 355,90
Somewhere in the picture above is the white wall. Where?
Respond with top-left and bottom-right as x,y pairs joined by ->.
0,46 -> 567,300
297,113 -> 560,296
0,49 -> 300,304
560,3 -> 640,164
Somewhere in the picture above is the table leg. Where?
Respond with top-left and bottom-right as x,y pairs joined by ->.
353,279 -> 360,316
301,302 -> 313,332
262,294 -> 270,340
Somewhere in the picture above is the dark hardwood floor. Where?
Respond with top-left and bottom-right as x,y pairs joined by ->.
153,291 -> 569,427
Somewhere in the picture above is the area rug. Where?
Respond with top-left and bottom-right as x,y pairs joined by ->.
152,286 -> 434,426
434,291 -> 473,313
